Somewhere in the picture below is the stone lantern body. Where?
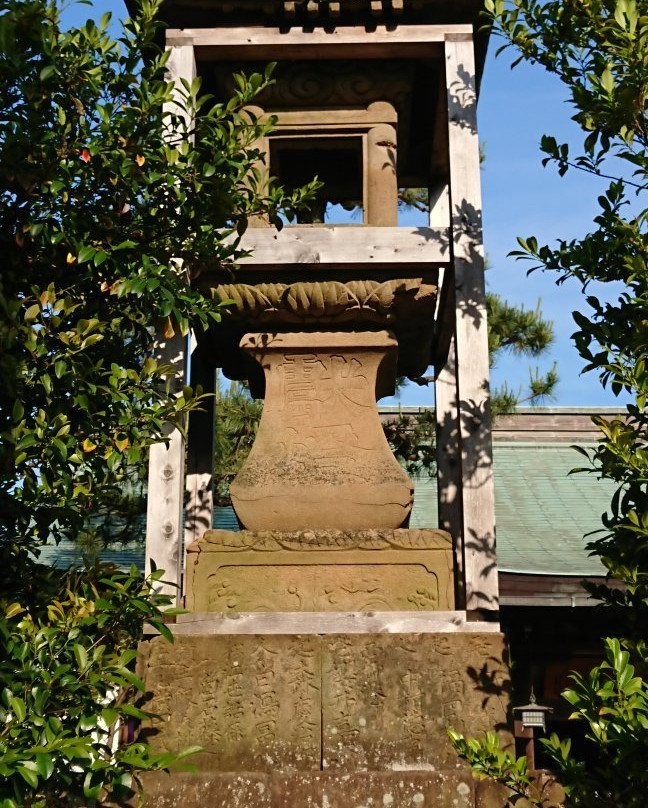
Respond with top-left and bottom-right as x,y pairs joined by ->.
139,3 -> 509,804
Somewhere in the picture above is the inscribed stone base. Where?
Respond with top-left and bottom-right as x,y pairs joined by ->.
138,633 -> 510,773
185,528 -> 454,613
137,773 -> 271,808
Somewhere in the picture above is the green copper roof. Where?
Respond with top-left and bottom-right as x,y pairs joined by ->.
408,443 -> 611,576
492,443 -> 611,575
39,442 -> 613,578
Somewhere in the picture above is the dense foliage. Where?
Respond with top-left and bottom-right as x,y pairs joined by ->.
451,0 -> 648,804
0,0 -> 314,803
0,566 -> 195,808
0,0 -> 314,585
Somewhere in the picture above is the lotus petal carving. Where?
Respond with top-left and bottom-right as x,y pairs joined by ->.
211,278 -> 436,324
283,281 -> 351,317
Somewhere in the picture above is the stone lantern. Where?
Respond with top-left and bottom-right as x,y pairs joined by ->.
140,2 -> 508,804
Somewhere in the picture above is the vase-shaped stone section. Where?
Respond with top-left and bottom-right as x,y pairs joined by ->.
230,331 -> 413,531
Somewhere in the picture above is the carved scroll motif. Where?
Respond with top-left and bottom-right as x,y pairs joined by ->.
199,527 -> 452,552
205,563 -> 441,612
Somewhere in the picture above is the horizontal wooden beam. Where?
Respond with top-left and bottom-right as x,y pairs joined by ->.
165,611 -> 500,635
499,573 -> 613,607
166,24 -> 470,59
229,226 -> 450,268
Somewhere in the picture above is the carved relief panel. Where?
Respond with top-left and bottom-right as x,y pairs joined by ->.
185,528 -> 454,612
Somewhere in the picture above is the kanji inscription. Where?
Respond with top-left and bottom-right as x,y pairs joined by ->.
139,635 -> 321,772
139,634 -> 510,774
321,634 -> 511,770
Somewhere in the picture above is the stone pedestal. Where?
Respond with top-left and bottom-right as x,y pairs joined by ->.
137,771 -> 564,808
140,4 -> 509,806
230,331 -> 413,531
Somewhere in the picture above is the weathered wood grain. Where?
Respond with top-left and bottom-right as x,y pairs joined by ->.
231,226 -> 451,268
184,335 -> 215,568
145,45 -> 196,600
168,611 -> 500,635
444,34 -> 498,614
165,24 -> 470,60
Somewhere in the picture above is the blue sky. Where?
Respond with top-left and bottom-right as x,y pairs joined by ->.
476,46 -> 629,410
393,45 -> 630,408
63,2 -> 629,410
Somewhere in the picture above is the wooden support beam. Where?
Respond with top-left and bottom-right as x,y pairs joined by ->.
429,73 -> 451,185
428,182 -> 450,228
184,336 -> 215,569
444,33 -> 498,615
165,24 -> 467,60
145,44 -> 196,601
163,44 -> 196,134
231,226 -> 450,269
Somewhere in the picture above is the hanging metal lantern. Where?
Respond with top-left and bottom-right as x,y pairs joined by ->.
513,690 -> 553,732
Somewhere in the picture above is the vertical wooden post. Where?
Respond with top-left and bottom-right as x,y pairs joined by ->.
144,44 -> 196,600
145,333 -> 188,598
435,330 -> 466,610
428,181 -> 450,228
184,335 -> 215,568
444,32 -> 498,615
366,123 -> 398,226
164,44 -> 197,134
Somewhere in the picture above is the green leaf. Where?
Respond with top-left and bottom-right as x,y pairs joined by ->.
35,752 -> 54,780
175,744 -> 203,760
17,766 -> 39,789
149,619 -> 173,642
10,696 -> 26,722
5,603 -> 24,618
12,400 -> 24,422
600,65 -> 615,94
24,303 -> 40,321
73,644 -> 88,670
83,770 -> 105,800
77,245 -> 96,264
119,703 -> 149,719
